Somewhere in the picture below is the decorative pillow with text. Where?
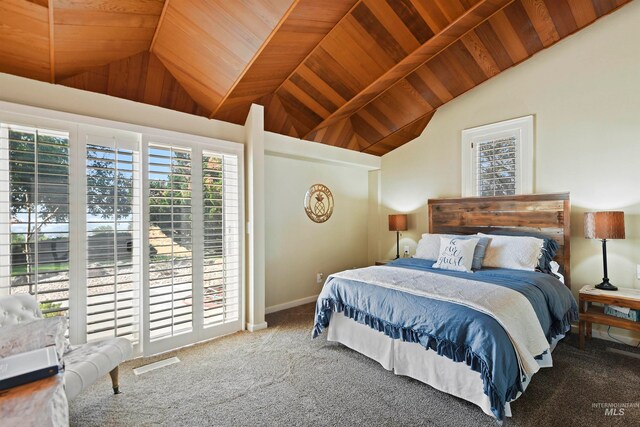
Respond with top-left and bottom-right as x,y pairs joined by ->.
432,237 -> 479,273
414,233 -> 490,270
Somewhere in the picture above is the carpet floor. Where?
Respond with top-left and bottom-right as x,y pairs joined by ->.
70,303 -> 639,426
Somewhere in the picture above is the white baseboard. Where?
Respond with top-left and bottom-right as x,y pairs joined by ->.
570,324 -> 640,346
246,321 -> 268,332
265,294 -> 319,315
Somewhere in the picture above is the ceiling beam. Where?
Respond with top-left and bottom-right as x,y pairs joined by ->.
48,0 -> 55,83
303,0 -> 515,139
271,0 -> 364,97
208,0 -> 302,119
212,0 -> 360,119
149,0 -> 170,53
361,110 -> 436,156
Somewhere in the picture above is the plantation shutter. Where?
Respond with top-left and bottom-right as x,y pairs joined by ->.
2,111 -> 243,357
475,137 -> 518,196
0,124 -> 70,317
147,144 -> 194,341
202,152 -> 240,326
85,133 -> 141,343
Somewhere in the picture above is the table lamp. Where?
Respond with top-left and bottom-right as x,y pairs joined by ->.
388,214 -> 408,259
584,211 -> 625,291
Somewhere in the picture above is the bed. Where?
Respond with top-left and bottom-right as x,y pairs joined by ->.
312,193 -> 577,421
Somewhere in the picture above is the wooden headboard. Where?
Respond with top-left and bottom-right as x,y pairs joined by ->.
428,193 -> 571,288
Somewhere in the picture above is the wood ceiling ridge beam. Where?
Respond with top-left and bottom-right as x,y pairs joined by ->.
271,0 -> 364,97
359,110 -> 436,155
208,0 -> 303,119
48,0 -> 55,83
149,0 -> 170,53
152,51 -> 216,110
303,0 -> 516,139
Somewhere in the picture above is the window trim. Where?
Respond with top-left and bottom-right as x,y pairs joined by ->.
461,115 -> 534,197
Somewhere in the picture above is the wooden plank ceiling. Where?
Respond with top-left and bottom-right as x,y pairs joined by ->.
0,0 -> 631,155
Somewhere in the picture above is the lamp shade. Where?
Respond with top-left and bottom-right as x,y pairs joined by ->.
584,211 -> 625,239
388,214 -> 408,232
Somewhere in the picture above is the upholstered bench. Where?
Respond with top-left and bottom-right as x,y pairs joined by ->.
0,294 -> 132,400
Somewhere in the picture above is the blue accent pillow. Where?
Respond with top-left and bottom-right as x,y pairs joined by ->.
484,230 -> 559,274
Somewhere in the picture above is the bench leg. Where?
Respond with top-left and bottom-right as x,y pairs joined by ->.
109,366 -> 120,394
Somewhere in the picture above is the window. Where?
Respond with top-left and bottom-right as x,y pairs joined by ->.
461,116 -> 533,197
85,134 -> 141,343
202,152 -> 240,326
0,112 -> 243,357
147,144 -> 194,342
0,124 -> 70,319
476,137 -> 517,196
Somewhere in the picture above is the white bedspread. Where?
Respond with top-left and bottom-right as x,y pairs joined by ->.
330,266 -> 550,378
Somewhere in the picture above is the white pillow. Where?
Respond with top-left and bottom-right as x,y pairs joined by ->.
415,233 -> 441,260
478,233 -> 544,271
433,237 -> 479,273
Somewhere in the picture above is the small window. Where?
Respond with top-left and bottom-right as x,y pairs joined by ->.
461,116 -> 533,197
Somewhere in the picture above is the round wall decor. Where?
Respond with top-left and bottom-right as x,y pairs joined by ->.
304,184 -> 334,223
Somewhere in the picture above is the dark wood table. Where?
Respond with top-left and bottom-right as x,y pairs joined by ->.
578,285 -> 640,350
0,374 -> 68,426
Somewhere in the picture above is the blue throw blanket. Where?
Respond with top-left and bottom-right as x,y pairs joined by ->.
312,258 -> 578,420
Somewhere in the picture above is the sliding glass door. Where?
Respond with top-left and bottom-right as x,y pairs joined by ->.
143,137 -> 243,356
0,115 -> 243,357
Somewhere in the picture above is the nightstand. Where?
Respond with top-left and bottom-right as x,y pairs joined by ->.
578,285 -> 640,350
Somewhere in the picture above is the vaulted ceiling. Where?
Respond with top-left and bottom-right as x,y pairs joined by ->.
0,0 -> 631,155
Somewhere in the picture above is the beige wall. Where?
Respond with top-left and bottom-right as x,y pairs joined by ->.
264,153 -> 370,310
378,3 -> 640,339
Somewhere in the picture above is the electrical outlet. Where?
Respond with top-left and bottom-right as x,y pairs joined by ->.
317,272 -> 324,284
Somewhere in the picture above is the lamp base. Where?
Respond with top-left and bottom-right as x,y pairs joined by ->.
595,280 -> 618,291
